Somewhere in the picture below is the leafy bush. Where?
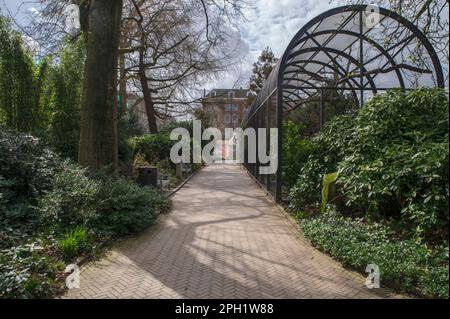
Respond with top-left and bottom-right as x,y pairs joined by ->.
288,115 -> 353,210
0,129 -> 61,211
282,121 -> 317,189
289,89 -> 449,238
90,175 -> 170,236
1,128 -> 170,298
336,89 -> 449,237
0,239 -> 64,298
300,209 -> 449,298
38,162 -> 100,227
58,226 -> 90,260
129,133 -> 174,165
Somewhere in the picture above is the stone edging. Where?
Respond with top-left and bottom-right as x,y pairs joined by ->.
168,165 -> 204,197
65,168 -> 203,286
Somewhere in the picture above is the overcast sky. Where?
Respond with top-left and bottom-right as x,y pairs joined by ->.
0,0 -> 337,90
212,0 -> 336,89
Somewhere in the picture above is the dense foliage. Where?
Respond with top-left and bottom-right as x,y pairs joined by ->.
289,89 -> 449,240
286,89 -> 449,298
49,40 -> 85,159
90,175 -> 169,236
0,129 -> 168,298
301,209 -> 449,298
129,133 -> 174,165
0,16 -> 38,134
129,120 -> 204,169
282,121 -> 316,189
0,15 -> 86,161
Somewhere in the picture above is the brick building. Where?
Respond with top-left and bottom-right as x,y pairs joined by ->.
201,88 -> 253,136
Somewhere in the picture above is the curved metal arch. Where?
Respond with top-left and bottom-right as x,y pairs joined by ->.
284,67 -> 337,86
279,5 -> 444,90
242,5 -> 445,202
283,80 -> 358,110
285,57 -> 362,92
289,29 -> 407,89
283,87 -> 316,103
283,88 -> 315,101
282,98 -> 309,113
285,46 -> 378,94
283,77 -> 320,92
284,60 -> 360,101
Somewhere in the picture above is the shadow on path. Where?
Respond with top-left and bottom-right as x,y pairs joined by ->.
65,164 -> 399,299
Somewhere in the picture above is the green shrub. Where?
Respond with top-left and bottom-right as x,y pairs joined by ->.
282,121 -> 317,189
39,167 -> 170,237
0,128 -> 170,298
300,209 -> 449,298
38,162 -> 100,227
129,133 -> 174,165
0,239 -> 64,298
58,226 -> 90,260
288,115 -> 353,210
336,89 -> 449,237
289,89 -> 449,238
90,175 -> 170,236
0,129 -> 62,217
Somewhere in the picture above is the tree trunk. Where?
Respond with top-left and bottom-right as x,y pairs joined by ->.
119,51 -> 127,116
138,49 -> 158,134
78,0 -> 122,172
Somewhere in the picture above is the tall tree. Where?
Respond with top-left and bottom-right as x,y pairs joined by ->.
10,0 -> 247,166
122,0 -> 246,133
248,47 -> 278,97
50,38 -> 85,159
76,0 -> 123,172
0,15 -> 37,133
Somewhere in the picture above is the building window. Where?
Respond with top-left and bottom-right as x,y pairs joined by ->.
228,91 -> 235,99
232,114 -> 239,124
225,114 -> 231,124
225,103 -> 238,112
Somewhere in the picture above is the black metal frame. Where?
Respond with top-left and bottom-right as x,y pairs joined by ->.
241,5 -> 445,202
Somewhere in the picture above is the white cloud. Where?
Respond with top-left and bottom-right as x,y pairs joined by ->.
1,0 -> 337,90
211,0 -> 336,89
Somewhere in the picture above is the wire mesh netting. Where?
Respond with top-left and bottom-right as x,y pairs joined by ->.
241,5 -> 445,202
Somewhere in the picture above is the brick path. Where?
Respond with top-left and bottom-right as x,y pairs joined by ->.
64,163 -> 399,299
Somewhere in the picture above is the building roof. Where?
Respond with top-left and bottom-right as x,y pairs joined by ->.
204,88 -> 252,99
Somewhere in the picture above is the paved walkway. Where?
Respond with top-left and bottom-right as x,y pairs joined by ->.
64,163 -> 399,299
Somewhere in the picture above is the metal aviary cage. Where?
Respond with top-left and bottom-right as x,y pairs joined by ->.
241,5 -> 445,202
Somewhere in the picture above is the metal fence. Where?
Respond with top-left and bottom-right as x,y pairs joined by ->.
241,5 -> 445,202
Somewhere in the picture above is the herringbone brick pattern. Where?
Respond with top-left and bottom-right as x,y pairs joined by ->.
64,164 -> 400,299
